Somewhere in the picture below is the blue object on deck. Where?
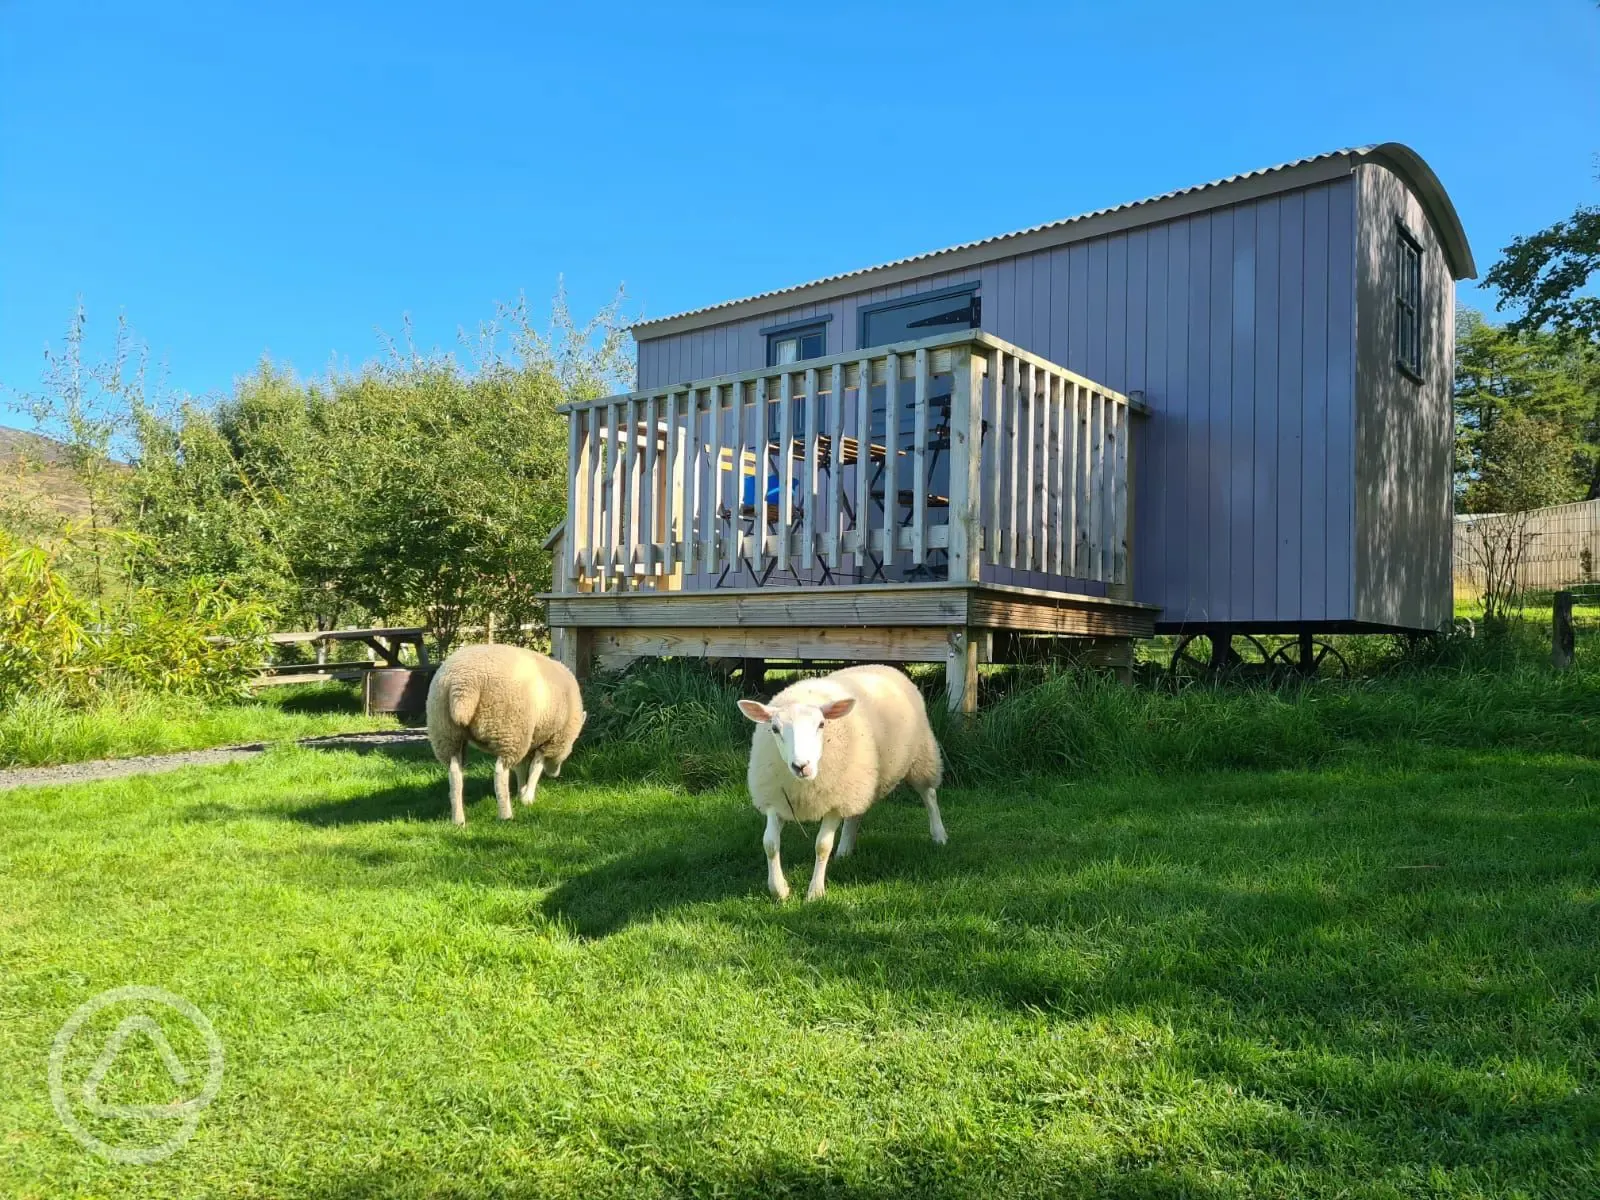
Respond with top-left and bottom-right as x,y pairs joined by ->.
742,472 -> 802,510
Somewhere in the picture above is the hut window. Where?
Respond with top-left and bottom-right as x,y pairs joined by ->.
859,285 -> 980,350
1395,226 -> 1423,381
763,320 -> 827,440
765,322 -> 826,367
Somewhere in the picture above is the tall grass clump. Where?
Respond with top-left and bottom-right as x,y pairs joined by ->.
573,629 -> 1597,792
576,659 -> 750,790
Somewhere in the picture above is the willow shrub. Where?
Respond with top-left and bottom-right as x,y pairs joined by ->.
0,531 -> 270,708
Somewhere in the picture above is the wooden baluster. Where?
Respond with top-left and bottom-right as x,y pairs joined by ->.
911,347 -> 929,566
1112,398 -> 1129,586
752,377 -> 769,576
778,371 -> 795,573
1007,355 -> 1020,569
802,366 -> 818,571
1075,384 -> 1090,577
566,406 -> 586,584
828,363 -> 845,572
726,382 -> 743,578
621,398 -> 634,587
854,359 -> 871,569
629,399 -> 643,587
987,349 -> 1004,566
702,385 -> 720,576
587,405 -> 603,589
1089,390 -> 1106,581
1063,382 -> 1078,578
1034,370 -> 1051,574
643,394 -> 658,582
948,347 -> 983,584
1051,373 -> 1066,577
662,392 -> 678,577
882,352 -> 898,568
606,402 -> 623,589
1022,361 -> 1036,571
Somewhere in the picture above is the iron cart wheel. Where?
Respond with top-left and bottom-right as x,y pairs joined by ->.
1267,635 -> 1350,680
1166,633 -> 1272,685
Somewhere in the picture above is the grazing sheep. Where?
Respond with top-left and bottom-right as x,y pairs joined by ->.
425,644 -> 586,826
738,664 -> 945,902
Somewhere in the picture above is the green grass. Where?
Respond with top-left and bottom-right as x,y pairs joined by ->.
0,683 -> 395,768
2,634 -> 1597,1197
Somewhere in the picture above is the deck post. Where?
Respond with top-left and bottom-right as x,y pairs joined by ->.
948,347 -> 984,584
1110,399 -> 1142,601
553,627 -> 594,681
1553,590 -> 1575,671
946,627 -> 979,716
1087,637 -> 1135,686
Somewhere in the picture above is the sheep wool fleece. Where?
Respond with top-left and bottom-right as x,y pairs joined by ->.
748,664 -> 942,823
426,644 -> 584,768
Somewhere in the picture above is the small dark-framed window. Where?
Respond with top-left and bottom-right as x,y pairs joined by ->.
858,284 -> 980,350
1395,223 -> 1423,382
762,317 -> 829,440
764,318 -> 828,367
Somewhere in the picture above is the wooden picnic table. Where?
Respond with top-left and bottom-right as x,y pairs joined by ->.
265,626 -> 430,668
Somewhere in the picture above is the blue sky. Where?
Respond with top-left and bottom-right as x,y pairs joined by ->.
1,0 -> 1596,405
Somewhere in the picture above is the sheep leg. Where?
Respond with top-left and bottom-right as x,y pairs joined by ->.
493,759 -> 514,821
447,750 -> 467,827
921,787 -> 948,845
518,755 -> 545,806
763,810 -> 789,901
835,816 -> 860,858
805,815 -> 842,903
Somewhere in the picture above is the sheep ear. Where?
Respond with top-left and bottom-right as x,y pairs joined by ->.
818,698 -> 855,721
737,700 -> 775,723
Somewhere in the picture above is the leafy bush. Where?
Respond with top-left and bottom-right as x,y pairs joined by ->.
0,530 -> 269,707
0,534 -> 92,704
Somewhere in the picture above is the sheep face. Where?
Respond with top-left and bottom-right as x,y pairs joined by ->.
738,697 -> 855,780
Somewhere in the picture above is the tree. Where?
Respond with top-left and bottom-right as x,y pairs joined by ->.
1454,310 -> 1599,506
1458,413 -> 1583,625
120,287 -> 629,650
1485,203 -> 1600,344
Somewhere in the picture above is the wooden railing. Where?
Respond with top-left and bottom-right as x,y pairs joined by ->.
558,330 -> 1142,593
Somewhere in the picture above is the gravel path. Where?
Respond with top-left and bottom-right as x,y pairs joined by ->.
0,729 -> 429,793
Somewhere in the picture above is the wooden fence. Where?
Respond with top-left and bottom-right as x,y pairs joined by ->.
1454,497 -> 1600,595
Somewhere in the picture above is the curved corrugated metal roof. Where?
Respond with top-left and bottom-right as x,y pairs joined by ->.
632,143 -> 1473,336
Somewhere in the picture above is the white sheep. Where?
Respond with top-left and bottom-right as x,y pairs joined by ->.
425,643 -> 586,825
737,664 -> 946,902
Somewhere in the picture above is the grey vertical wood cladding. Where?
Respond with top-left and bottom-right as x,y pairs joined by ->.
635,169 -> 1451,630
1352,161 -> 1455,631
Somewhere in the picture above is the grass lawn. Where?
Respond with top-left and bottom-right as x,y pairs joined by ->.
0,683 -> 396,768
2,656 -> 1597,1197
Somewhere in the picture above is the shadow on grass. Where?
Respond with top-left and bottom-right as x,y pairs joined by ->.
265,682 -> 364,715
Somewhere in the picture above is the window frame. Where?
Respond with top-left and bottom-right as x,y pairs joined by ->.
762,316 -> 830,368
857,283 -> 981,351
1395,222 -> 1424,384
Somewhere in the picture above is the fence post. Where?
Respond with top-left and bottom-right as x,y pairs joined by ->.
1553,590 -> 1575,670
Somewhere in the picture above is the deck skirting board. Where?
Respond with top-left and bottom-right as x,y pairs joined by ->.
544,583 -> 1155,638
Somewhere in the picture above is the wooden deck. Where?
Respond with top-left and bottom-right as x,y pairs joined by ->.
545,330 -> 1152,711
546,581 -> 1156,711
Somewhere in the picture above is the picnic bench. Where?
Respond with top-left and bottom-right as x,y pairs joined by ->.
251,627 -> 429,687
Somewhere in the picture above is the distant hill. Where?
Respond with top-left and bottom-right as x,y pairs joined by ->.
0,426 -> 95,523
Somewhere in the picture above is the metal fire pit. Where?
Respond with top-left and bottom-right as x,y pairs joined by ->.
364,667 -> 435,718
